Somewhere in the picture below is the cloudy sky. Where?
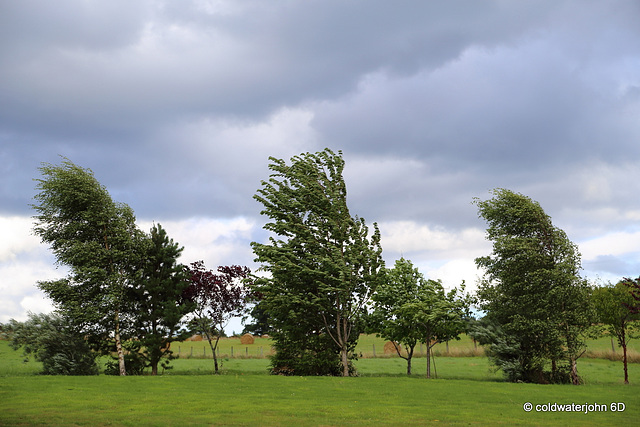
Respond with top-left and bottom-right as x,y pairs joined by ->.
2,1 -> 640,330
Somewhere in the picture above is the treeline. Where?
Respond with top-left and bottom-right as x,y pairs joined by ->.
4,151 -> 640,384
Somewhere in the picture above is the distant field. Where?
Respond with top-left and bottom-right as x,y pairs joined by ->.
1,336 -> 639,426
173,333 -> 640,361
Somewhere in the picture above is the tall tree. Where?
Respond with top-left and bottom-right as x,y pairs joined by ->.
32,159 -> 141,376
474,188 -> 591,384
130,224 -> 195,375
185,261 -> 252,374
593,280 -> 640,384
251,149 -> 384,376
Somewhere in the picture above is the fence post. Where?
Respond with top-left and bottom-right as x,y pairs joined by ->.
191,346 -> 193,357
372,344 -> 376,358
246,347 -> 249,357
231,346 -> 234,358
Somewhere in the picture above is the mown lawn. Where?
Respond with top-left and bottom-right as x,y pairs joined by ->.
1,338 -> 639,426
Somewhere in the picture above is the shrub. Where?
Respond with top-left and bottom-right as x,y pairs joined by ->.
9,313 -> 99,375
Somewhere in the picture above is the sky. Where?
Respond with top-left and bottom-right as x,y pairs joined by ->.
1,0 -> 640,332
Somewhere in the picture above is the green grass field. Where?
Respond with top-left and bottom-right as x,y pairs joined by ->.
1,337 -> 639,426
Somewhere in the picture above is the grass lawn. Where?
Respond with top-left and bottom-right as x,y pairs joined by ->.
1,338 -> 639,426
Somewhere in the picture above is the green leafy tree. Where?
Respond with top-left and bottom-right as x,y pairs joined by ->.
370,258 -> 469,376
402,281 -> 471,378
242,301 -> 273,336
251,149 -> 384,376
32,158 -> 143,375
592,280 -> 640,384
8,313 -> 99,375
474,188 -> 591,384
130,224 -> 195,375
370,257 -> 425,375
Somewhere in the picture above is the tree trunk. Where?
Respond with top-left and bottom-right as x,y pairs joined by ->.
203,329 -> 221,374
570,357 -> 579,385
622,325 -> 628,384
426,347 -> 431,379
406,345 -> 415,376
341,346 -> 349,377
114,311 -> 126,376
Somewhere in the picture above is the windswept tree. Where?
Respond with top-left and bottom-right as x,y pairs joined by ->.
593,279 -> 640,384
185,261 -> 252,374
252,149 -> 384,376
130,224 -> 195,375
32,159 -> 142,376
474,188 -> 591,384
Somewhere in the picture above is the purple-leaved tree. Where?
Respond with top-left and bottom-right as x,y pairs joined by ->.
184,261 -> 252,374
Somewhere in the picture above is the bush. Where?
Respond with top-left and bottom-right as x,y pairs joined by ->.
9,313 -> 99,375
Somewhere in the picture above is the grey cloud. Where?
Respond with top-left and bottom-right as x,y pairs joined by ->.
583,254 -> 640,278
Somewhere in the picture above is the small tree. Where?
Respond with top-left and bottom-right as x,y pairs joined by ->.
185,261 -> 252,374
403,282 -> 471,378
8,313 -> 99,375
370,258 -> 430,375
593,280 -> 640,384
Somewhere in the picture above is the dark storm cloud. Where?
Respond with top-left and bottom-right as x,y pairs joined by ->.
2,0 -> 640,322
1,0 -> 639,228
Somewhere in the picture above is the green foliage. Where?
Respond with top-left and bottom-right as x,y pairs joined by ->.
474,188 -> 592,384
32,158 -> 142,375
370,257 -> 471,375
251,149 -> 384,376
592,281 -> 640,383
8,313 -> 99,375
130,223 -> 195,375
31,159 -> 198,375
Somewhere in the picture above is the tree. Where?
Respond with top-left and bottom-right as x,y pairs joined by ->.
593,280 -> 640,384
242,301 -> 273,336
402,281 -> 471,378
251,149 -> 384,376
623,276 -> 640,315
185,261 -> 252,374
32,159 -> 142,375
8,313 -> 99,375
474,188 -> 591,384
370,258 -> 425,375
130,224 -> 195,375
370,258 -> 469,376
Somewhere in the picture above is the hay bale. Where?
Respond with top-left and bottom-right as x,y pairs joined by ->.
186,334 -> 203,342
384,341 -> 400,355
240,333 -> 254,344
